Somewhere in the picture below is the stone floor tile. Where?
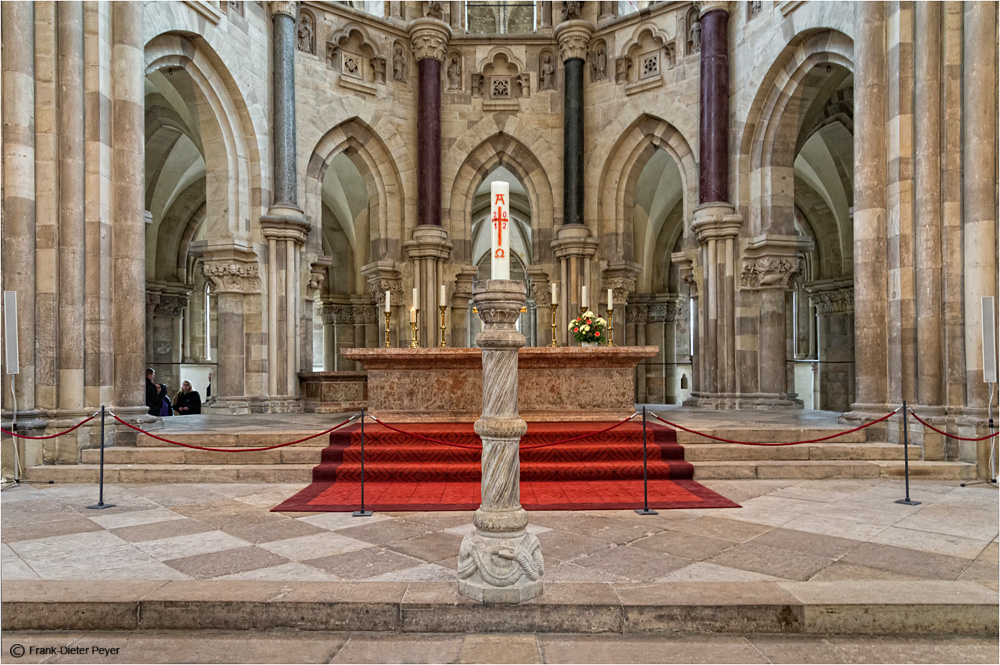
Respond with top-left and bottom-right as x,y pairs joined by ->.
86,507 -> 187,530
9,531 -> 157,578
214,517 -> 329,544
748,634 -> 999,664
215,561 -> 342,582
366,562 -> 455,582
894,508 -> 1000,542
770,485 -> 856,504
77,561 -> 191,581
719,495 -> 822,527
397,512 -> 476,530
384,531 -> 465,563
108,518 -> 216,543
746,527 -> 862,559
839,541 -> 973,580
779,513 -> 889,541
630,531 -> 736,561
334,518 -> 436,545
162,546 -> 290,579
957,559 -> 1000,582
294,511 -> 392,531
330,633 -> 463,664
256,531 -> 372,561
304,546 -> 422,579
868,526 -> 992,559
977,541 -> 999,563
126,484 -> 231,506
537,634 -> 769,664
132,530 -> 251,561
459,634 -> 540,664
533,529 -> 613,562
0,547 -> 39,580
669,516 -> 774,543
541,560 -> 633,584
571,544 -> 690,582
707,541 -> 834,581
806,561 -> 924,582
1,515 -> 105,544
654,561 -> 784,583
812,501 -> 922,527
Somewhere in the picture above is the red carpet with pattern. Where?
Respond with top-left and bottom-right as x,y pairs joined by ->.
273,421 -> 739,512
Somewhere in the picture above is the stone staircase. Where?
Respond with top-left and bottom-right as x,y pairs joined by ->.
24,421 -> 978,484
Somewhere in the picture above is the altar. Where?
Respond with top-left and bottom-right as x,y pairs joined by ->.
340,346 -> 658,423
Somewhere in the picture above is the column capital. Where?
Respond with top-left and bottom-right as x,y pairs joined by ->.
551,223 -> 598,260
409,17 -> 452,61
306,256 -> 332,299
403,224 -> 453,261
192,240 -> 261,294
268,1 -> 297,18
361,260 -> 403,308
805,278 -> 854,314
554,19 -> 593,62
452,265 -> 481,303
692,203 -> 742,242
601,260 -> 643,304
699,1 -> 730,17
740,235 -> 812,291
261,210 -> 310,244
671,250 -> 699,295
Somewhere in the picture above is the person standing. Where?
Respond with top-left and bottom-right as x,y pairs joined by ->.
146,368 -> 159,416
173,380 -> 202,415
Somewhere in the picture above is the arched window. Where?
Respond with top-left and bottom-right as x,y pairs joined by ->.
466,1 -> 536,34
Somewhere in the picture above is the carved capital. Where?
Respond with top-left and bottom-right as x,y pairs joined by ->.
268,1 -> 297,18
202,260 -> 262,294
362,261 -> 403,309
554,20 -> 592,62
740,256 -> 803,290
626,303 -> 649,324
700,1 -> 731,16
409,18 -> 452,61
806,279 -> 855,315
602,260 -> 642,305
453,266 -> 480,301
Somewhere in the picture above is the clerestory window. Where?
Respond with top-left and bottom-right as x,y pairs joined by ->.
466,0 -> 536,34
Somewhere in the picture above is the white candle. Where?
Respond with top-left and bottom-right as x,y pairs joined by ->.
385,290 -> 391,313
490,181 -> 510,280
410,306 -> 416,323
440,284 -> 446,305
608,288 -> 613,310
412,287 -> 418,310
581,285 -> 588,310
551,282 -> 557,303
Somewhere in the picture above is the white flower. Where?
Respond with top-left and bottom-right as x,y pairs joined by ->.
582,325 -> 590,332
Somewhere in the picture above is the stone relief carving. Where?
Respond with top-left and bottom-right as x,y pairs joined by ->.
615,56 -> 631,83
426,1 -> 444,19
665,43 -> 676,69
811,288 -> 854,314
591,41 -> 607,81
392,42 -> 408,82
328,304 -> 378,325
203,261 -> 262,293
228,1 -> 244,16
603,277 -> 636,305
491,76 -> 510,98
471,73 -> 484,96
626,304 -> 649,324
446,53 -> 462,90
740,257 -> 802,290
688,15 -> 701,54
539,52 -> 556,90
154,294 -> 188,318
560,1 -> 582,21
749,0 -> 762,18
145,292 -> 160,316
639,50 -> 660,79
367,277 -> 403,306
297,10 -> 315,54
458,532 -> 544,588
371,56 -> 386,83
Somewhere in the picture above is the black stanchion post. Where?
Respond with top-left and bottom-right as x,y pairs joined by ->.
635,406 -> 658,516
353,409 -> 373,517
88,406 -> 115,510
895,401 -> 920,506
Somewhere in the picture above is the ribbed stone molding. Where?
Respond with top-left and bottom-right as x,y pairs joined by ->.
268,1 -> 296,18
554,20 -> 592,62
409,18 -> 451,61
459,280 -> 544,604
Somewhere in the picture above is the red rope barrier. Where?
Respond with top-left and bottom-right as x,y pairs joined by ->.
649,408 -> 899,446
1,414 -> 97,440
908,409 -> 999,442
364,413 -> 639,450
109,413 -> 357,452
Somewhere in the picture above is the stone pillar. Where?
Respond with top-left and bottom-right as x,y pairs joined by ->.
962,1 -> 998,411
269,1 -> 299,208
404,225 -> 452,347
451,266 -> 479,347
304,257 -> 330,373
410,17 -> 451,229
146,284 -> 190,391
57,1 -> 86,413
807,280 -> 856,412
914,2 -> 943,409
539,1 -> 553,31
261,218 -> 309,406
552,226 -> 598,338
555,19 -> 591,228
199,242 -> 261,413
458,280 -> 543,603
1,1 -> 38,419
526,267 -> 552,348
698,3 -> 729,205
111,0 -> 150,425
851,1 -> 890,414
362,261 -> 403,349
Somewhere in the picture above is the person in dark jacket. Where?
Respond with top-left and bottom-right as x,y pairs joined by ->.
173,381 -> 202,415
157,383 -> 173,417
146,368 -> 159,416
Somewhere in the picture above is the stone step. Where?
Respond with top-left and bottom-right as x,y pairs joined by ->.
692,459 -> 978,481
81,446 -> 322,466
2,580 -> 996,636
135,431 -> 335,448
27,457 -> 977,484
682,442 -> 913,462
673,427 -> 868,444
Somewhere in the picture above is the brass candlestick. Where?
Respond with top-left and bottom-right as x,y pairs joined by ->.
439,305 -> 447,347
384,309 -> 392,348
550,303 -> 559,347
409,309 -> 420,348
607,308 -> 615,347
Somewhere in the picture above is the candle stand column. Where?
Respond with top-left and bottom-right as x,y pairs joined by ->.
458,280 -> 544,603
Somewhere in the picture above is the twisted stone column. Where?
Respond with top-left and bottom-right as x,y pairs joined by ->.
458,280 -> 543,603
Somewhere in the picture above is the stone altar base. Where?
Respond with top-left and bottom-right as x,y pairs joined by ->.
340,346 -> 658,423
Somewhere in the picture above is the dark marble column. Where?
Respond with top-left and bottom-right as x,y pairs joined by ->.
563,57 -> 584,225
418,57 -> 442,227
699,8 -> 729,205
271,2 -> 298,207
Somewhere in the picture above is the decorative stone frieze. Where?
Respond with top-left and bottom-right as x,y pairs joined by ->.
602,260 -> 641,305
361,260 -> 402,309
806,279 -> 855,314
325,303 -> 378,325
202,261 -> 262,294
554,20 -> 592,63
626,303 -> 649,324
740,256 -> 802,289
409,18 -> 451,62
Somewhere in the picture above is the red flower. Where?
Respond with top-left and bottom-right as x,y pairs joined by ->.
587,319 -> 592,324
573,327 -> 579,332
595,332 -> 600,337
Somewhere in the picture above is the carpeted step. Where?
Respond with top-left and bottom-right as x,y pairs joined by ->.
322,440 -> 685,465
312,459 -> 691,483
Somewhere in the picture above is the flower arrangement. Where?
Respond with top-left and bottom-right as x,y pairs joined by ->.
568,310 -> 608,344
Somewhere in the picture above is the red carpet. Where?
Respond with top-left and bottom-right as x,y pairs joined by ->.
273,421 -> 739,512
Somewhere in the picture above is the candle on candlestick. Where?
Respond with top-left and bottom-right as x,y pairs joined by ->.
551,282 -> 557,303
412,287 -> 418,309
440,284 -> 446,304
410,307 -> 416,324
581,285 -> 588,310
490,181 -> 510,280
608,288 -> 613,311
385,290 -> 391,313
